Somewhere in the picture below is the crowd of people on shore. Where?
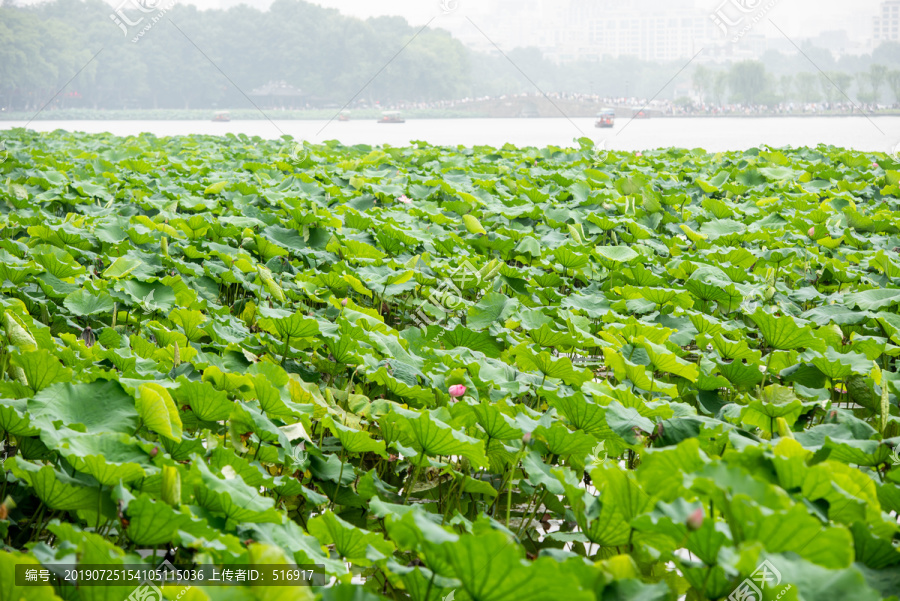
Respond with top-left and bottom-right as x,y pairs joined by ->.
356,91 -> 898,117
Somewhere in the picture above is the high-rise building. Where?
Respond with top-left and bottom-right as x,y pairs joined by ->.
873,0 -> 900,43
544,2 -> 718,62
443,0 -> 731,63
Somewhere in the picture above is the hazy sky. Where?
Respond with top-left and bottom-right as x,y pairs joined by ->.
299,0 -> 881,39
102,0 -> 883,42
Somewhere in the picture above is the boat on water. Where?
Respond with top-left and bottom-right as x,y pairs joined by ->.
632,108 -> 650,119
595,108 -> 615,128
337,110 -> 351,122
212,110 -> 231,122
378,111 -> 405,124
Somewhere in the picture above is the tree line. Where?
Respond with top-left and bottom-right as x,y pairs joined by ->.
692,48 -> 900,107
1,0 -> 899,113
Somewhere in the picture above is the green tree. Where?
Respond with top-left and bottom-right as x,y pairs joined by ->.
819,71 -> 846,105
869,64 -> 888,102
692,65 -> 713,103
887,69 -> 900,104
795,72 -> 821,103
712,71 -> 729,105
779,74 -> 793,102
728,61 -> 767,104
856,72 -> 875,103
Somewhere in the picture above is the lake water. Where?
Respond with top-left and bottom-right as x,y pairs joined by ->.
3,116 -> 899,153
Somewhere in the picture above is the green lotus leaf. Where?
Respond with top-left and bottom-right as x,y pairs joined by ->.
9,349 -> 72,392
29,380 -> 139,434
515,347 -> 593,386
467,292 -> 519,330
532,421 -> 597,458
136,382 -> 183,442
125,493 -> 191,546
749,308 -> 822,350
192,459 -> 283,524
323,415 -> 387,457
844,288 -> 900,311
102,256 -> 143,279
810,347 -> 874,379
595,245 -> 639,263
6,457 -> 102,511
63,288 -> 115,316
432,530 -> 594,601
308,510 -> 394,565
171,377 -> 234,422
0,397 -> 39,436
117,280 -> 177,312
385,410 -> 487,468
731,498 -> 853,568
259,309 -> 320,340
468,402 -> 524,441
440,326 -> 504,358
55,432 -> 152,485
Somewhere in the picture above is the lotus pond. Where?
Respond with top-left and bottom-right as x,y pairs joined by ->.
0,129 -> 899,601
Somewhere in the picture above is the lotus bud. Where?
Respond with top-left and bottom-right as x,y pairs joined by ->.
80,326 -> 95,348
150,446 -> 159,457
448,384 -> 466,399
161,465 -> 181,506
686,507 -> 704,531
523,432 -> 533,445
807,227 -> 815,238
341,298 -> 348,307
775,417 -> 793,439
0,496 -> 16,520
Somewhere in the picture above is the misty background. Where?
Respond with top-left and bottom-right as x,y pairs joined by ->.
1,0 -> 898,113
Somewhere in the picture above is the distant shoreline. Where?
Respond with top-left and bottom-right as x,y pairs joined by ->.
1,109 -> 899,122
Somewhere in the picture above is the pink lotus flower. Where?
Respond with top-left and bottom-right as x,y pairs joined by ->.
448,384 -> 466,399
872,162 -> 879,168
686,507 -> 704,531
397,195 -> 412,204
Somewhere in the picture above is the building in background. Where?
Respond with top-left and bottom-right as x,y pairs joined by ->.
873,0 -> 900,43
541,0 -> 718,63
439,0 -> 884,63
